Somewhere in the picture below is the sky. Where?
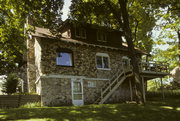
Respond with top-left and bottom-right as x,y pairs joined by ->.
62,0 -> 71,21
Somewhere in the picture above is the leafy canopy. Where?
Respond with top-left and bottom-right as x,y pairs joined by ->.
1,73 -> 20,95
0,0 -> 64,75
70,0 -> 156,53
149,0 -> 180,69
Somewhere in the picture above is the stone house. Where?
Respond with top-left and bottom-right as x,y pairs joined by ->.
26,19 -> 169,106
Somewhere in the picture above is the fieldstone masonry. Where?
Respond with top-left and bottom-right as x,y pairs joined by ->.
28,37 -> 135,106
27,39 -> 36,92
40,38 -> 125,78
41,78 -> 72,106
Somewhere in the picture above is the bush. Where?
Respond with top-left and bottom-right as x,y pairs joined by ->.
13,92 -> 38,95
147,90 -> 180,98
1,73 -> 20,95
20,102 -> 41,108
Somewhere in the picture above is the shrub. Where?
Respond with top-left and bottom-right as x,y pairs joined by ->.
20,102 -> 41,108
1,73 -> 20,95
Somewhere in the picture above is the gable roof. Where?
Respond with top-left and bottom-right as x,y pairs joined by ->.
31,27 -> 55,38
31,24 -> 147,55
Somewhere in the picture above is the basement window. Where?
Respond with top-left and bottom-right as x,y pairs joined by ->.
88,81 -> 96,88
56,50 -> 73,66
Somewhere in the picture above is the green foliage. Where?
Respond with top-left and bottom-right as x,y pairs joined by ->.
70,0 -> 156,53
20,102 -> 41,108
149,0 -> 180,69
147,90 -> 180,98
0,0 -> 64,75
1,73 -> 20,95
147,79 -> 161,91
13,92 -> 38,95
152,46 -> 179,69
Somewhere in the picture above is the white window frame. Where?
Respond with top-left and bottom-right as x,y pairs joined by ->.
122,56 -> 130,67
87,81 -> 96,88
96,53 -> 111,70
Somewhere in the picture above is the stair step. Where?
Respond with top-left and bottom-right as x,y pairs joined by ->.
94,67 -> 133,104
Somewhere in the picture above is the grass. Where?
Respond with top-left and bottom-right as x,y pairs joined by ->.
20,102 -> 41,108
0,98 -> 180,121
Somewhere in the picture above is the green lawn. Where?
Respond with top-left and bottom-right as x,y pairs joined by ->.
0,98 -> 180,121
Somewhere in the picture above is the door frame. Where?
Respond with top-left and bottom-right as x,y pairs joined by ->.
71,78 -> 84,106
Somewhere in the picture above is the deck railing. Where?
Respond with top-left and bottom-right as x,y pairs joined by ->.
140,61 -> 169,73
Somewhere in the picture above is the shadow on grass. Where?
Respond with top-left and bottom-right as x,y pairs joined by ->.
0,98 -> 180,121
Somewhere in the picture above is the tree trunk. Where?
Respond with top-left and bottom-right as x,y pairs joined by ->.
118,0 -> 143,103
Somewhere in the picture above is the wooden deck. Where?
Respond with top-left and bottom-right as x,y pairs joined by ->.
139,61 -> 169,79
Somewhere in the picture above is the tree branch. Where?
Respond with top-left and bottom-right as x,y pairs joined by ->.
103,0 -> 124,28
134,18 -> 139,42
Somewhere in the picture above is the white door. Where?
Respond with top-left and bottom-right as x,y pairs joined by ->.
71,78 -> 84,106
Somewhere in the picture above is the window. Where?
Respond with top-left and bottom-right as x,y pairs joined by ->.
56,51 -> 73,66
88,81 -> 96,88
122,56 -> 130,68
73,81 -> 83,100
96,53 -> 110,70
97,31 -> 107,42
75,27 -> 86,39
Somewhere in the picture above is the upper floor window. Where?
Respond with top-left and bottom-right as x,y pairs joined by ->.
122,56 -> 130,68
75,27 -> 86,39
96,53 -> 110,70
97,31 -> 107,42
56,49 -> 73,67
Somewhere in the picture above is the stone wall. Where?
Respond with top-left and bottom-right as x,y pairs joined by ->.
107,80 -> 135,103
30,37 -> 136,106
83,79 -> 107,104
41,77 -> 72,106
27,38 -> 36,92
26,37 -> 42,93
40,38 -> 128,79
39,77 -> 134,106
34,38 -> 42,78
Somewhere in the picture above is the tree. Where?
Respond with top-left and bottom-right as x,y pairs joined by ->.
145,0 -> 180,68
117,0 -> 143,103
70,0 -> 180,103
70,0 -> 156,53
2,73 -> 19,95
0,0 -> 64,75
70,0 -> 158,103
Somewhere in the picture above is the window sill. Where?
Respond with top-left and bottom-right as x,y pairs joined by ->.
56,65 -> 73,67
88,86 -> 96,88
97,68 -> 111,71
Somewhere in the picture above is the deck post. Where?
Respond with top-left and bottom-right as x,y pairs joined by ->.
142,76 -> 146,102
160,78 -> 165,99
129,78 -> 133,101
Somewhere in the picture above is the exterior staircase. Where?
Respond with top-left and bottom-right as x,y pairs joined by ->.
94,65 -> 133,104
